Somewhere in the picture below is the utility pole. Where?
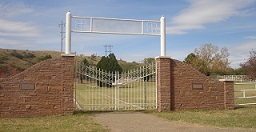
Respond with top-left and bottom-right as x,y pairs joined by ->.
59,21 -> 65,52
104,44 -> 113,56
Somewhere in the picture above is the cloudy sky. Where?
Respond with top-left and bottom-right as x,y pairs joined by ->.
0,0 -> 255,68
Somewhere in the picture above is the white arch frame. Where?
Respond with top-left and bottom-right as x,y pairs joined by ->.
64,11 -> 166,56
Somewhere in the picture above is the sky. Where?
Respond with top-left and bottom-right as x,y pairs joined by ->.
0,0 -> 255,68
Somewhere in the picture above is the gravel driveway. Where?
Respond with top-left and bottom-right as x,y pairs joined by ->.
94,112 -> 256,132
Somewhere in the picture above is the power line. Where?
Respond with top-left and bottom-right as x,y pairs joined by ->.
104,44 -> 113,56
59,21 -> 66,52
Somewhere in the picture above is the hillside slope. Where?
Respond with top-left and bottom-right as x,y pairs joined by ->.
0,48 -> 145,78
0,48 -> 62,78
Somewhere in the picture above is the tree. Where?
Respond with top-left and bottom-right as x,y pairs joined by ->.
91,53 -> 96,61
80,58 -> 90,83
240,50 -> 256,79
144,58 -> 155,64
96,53 -> 122,87
184,53 -> 198,68
184,44 -> 230,75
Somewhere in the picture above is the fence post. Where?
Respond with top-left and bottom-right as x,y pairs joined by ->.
65,11 -> 72,54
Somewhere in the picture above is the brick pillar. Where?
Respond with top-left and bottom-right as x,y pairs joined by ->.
61,54 -> 75,114
219,79 -> 234,110
156,57 -> 171,112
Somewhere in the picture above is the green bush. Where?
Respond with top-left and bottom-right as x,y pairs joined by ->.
38,55 -> 52,61
24,52 -> 36,58
10,51 -> 23,59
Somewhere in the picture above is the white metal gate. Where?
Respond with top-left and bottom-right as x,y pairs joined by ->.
74,62 -> 156,111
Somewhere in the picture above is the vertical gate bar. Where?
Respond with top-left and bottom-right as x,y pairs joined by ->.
150,63 -> 152,109
114,71 -> 117,110
86,65 -> 88,110
103,69 -> 106,110
88,66 -> 90,110
155,60 -> 157,109
94,67 -> 98,110
135,68 -> 137,109
123,72 -> 126,110
142,66 -> 144,108
144,65 -> 147,108
100,68 -> 102,110
92,66 -> 95,110
96,68 -> 98,110
152,62 -> 155,109
74,60 -> 77,110
107,70 -> 109,110
82,64 -> 84,109
131,69 -> 137,109
84,65 -> 86,110
128,71 -> 130,110
79,61 -> 82,108
131,70 -> 133,110
91,66 -> 93,110
149,63 -> 151,108
150,62 -> 152,109
117,72 -> 120,110
139,67 -> 141,109
111,72 -> 115,109
91,66 -> 93,111
101,69 -> 104,110
140,66 -> 142,108
110,71 -> 113,110
136,69 -> 138,109
126,71 -> 128,110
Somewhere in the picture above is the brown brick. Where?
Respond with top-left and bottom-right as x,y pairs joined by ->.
0,56 -> 74,118
156,58 -> 234,111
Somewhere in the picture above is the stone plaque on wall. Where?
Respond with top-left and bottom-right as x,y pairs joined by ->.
192,83 -> 203,89
20,83 -> 35,90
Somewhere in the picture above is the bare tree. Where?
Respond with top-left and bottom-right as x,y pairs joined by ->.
240,50 -> 256,79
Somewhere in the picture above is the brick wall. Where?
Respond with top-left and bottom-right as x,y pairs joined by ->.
156,57 -> 234,111
0,56 -> 74,118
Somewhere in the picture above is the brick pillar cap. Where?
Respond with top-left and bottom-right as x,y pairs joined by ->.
219,79 -> 234,82
61,54 -> 76,57
155,56 -> 171,59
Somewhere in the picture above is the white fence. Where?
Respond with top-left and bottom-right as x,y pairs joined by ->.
218,75 -> 255,82
234,82 -> 256,106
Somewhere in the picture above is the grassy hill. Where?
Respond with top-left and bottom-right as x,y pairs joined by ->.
0,48 -> 145,78
0,48 -> 62,78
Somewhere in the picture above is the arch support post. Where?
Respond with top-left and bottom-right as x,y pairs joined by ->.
65,11 -> 72,55
160,16 -> 166,57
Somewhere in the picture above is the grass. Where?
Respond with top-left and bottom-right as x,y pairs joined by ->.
0,112 -> 109,132
149,83 -> 256,129
150,105 -> 256,129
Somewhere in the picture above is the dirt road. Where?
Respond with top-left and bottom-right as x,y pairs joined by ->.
95,112 -> 255,132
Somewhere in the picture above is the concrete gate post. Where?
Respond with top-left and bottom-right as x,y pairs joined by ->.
156,56 -> 171,112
